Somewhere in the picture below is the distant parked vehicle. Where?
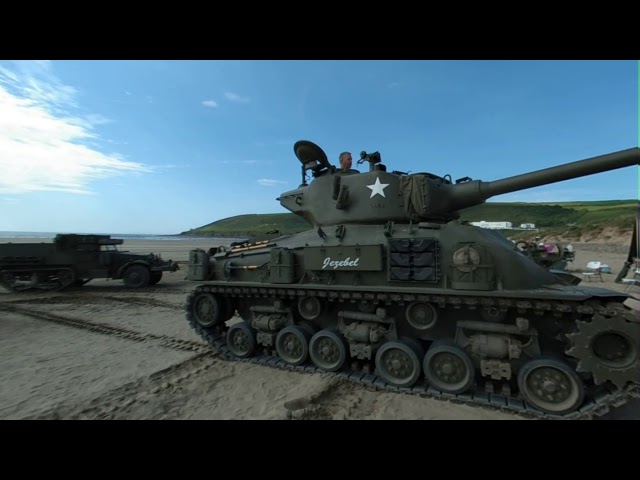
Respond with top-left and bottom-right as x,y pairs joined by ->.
0,233 -> 179,292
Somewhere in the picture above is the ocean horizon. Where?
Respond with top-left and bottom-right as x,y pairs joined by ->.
0,231 -> 241,242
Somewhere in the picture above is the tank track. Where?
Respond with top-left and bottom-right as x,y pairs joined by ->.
186,284 -> 640,420
0,267 -> 76,293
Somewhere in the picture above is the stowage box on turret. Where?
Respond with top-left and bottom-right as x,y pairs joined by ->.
0,233 -> 179,292
184,140 -> 640,419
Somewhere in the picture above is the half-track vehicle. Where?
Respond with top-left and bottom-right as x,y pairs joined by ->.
184,140 -> 639,419
0,233 -> 179,292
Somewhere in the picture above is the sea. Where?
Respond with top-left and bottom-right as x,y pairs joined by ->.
0,231 -> 236,242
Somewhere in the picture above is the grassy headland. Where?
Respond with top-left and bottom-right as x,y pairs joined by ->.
180,200 -> 638,244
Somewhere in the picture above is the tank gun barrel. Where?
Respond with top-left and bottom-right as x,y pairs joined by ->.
480,147 -> 638,198
445,147 -> 638,213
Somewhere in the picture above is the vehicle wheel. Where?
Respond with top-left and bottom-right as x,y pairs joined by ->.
309,328 -> 348,372
226,322 -> 257,359
517,357 -> 585,415
123,265 -> 150,288
423,340 -> 475,395
276,325 -> 312,366
375,339 -> 423,388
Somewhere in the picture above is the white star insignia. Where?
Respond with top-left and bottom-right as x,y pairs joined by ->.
366,177 -> 390,198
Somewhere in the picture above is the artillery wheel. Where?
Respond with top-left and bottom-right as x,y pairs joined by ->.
191,292 -> 224,328
517,357 -> 585,415
123,265 -> 150,288
375,339 -> 423,388
309,328 -> 348,372
423,340 -> 475,394
226,322 -> 257,359
276,325 -> 312,366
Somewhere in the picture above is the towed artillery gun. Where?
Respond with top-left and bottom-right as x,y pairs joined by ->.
515,238 -> 576,269
0,233 -> 179,292
184,141 -> 639,419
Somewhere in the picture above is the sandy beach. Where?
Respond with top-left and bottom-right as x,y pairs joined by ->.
1,235 -> 638,420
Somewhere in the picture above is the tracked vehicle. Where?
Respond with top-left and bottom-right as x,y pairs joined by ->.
185,141 -> 639,419
0,233 -> 179,292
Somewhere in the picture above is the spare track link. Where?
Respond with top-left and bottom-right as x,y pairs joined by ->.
186,285 -> 640,420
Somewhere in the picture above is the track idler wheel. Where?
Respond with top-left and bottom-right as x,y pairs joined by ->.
423,339 -> 475,395
517,357 -> 585,415
190,291 -> 226,329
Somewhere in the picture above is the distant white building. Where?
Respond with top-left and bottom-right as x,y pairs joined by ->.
520,223 -> 536,229
470,221 -> 513,230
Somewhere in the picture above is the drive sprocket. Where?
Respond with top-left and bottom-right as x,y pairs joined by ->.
565,304 -> 640,389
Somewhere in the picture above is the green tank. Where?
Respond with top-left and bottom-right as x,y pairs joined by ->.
0,233 -> 179,292
184,140 -> 640,419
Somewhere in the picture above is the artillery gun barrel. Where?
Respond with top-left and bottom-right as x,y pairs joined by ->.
480,147 -> 638,198
446,147 -> 638,213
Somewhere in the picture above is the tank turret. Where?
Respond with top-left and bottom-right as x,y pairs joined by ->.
279,141 -> 638,226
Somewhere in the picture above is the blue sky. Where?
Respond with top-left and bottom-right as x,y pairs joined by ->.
0,60 -> 637,234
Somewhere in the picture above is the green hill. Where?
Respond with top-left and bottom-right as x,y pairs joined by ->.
181,200 -> 638,241
180,213 -> 311,238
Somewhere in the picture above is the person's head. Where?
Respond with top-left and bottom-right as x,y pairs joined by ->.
339,151 -> 352,170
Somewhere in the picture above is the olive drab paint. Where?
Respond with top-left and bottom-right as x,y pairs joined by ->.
184,139 -> 640,419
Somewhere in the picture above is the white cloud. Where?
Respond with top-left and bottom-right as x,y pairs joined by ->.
241,160 -> 257,165
0,61 -> 151,195
202,99 -> 218,108
257,178 -> 287,186
225,92 -> 250,103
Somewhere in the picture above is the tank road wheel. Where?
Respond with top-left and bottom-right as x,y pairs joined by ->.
566,311 -> 640,389
149,272 -> 163,285
309,328 -> 349,372
375,340 -> 423,388
276,325 -> 312,366
517,358 -> 585,415
192,292 -> 224,328
423,340 -> 475,395
123,265 -> 150,288
226,322 -> 257,359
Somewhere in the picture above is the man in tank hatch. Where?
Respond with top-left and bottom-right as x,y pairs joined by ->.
337,151 -> 360,175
